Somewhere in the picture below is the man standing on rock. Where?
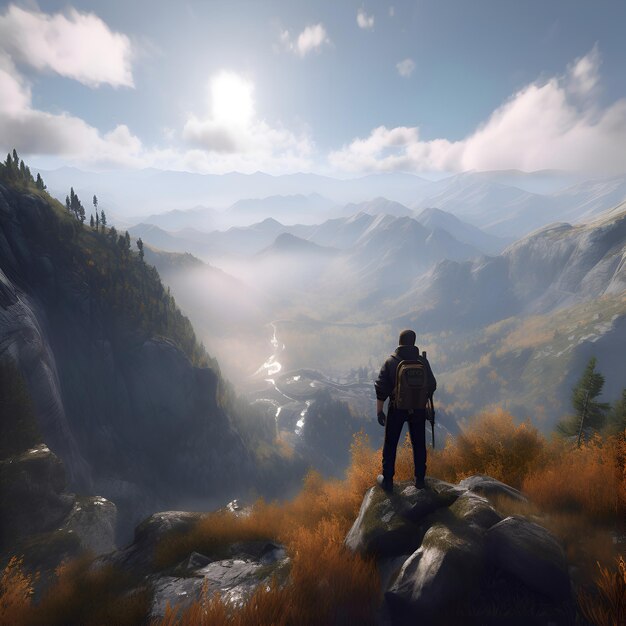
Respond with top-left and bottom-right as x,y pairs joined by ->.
374,329 -> 437,492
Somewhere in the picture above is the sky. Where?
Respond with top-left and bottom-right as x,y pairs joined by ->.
0,0 -> 625,176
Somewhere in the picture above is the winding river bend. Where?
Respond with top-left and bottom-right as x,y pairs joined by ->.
247,322 -> 375,436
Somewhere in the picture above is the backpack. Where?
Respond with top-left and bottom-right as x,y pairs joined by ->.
393,358 -> 429,411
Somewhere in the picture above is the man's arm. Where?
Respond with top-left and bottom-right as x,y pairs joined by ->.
374,358 -> 393,404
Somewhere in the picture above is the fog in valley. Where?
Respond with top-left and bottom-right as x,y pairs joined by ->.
100,167 -> 626,458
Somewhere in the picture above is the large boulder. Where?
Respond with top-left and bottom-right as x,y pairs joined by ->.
386,523 -> 483,618
150,542 -> 290,619
344,480 -> 459,558
98,511 -> 206,576
449,491 -> 502,529
63,496 -> 117,556
0,444 -> 75,548
345,475 -> 574,623
458,474 -> 527,503
486,515 -> 571,600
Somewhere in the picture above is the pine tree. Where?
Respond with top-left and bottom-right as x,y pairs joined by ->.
108,225 -> 117,242
136,237 -> 144,261
124,230 -> 131,251
100,210 -> 107,230
90,214 -> 95,229
557,357 -> 610,438
65,195 -> 71,213
93,195 -> 98,229
35,173 -> 46,190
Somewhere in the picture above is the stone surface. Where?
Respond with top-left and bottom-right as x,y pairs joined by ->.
345,474 -> 575,623
486,515 -> 571,600
150,547 -> 289,619
0,444 -> 75,547
63,496 -> 117,556
344,480 -> 459,558
458,474 -> 528,502
98,511 -> 206,576
449,491 -> 502,529
386,523 -> 484,618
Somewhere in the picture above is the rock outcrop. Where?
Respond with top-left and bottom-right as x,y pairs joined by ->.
95,510 -> 288,621
0,183 -> 255,539
0,442 -> 117,580
345,475 -> 574,625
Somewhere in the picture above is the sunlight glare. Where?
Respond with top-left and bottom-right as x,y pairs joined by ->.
210,71 -> 254,126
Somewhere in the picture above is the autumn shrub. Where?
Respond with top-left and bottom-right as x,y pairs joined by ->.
0,557 -> 33,626
156,434 -> 379,570
156,517 -> 380,626
389,408 -> 547,488
578,556 -> 626,626
523,433 -> 625,522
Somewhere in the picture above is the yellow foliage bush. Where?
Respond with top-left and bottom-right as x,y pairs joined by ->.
523,433 -> 626,522
0,557 -> 32,626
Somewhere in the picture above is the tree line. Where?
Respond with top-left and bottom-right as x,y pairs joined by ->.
0,149 -> 47,191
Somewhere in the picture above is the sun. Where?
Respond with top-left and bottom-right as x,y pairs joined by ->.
210,71 -> 254,127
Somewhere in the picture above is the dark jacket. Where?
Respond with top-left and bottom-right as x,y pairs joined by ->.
374,345 -> 437,404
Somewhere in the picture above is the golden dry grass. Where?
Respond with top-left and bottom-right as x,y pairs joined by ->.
2,415 -> 625,626
0,555 -> 149,626
522,433 -> 626,522
578,556 -> 626,626
156,518 -> 380,626
0,557 -> 33,626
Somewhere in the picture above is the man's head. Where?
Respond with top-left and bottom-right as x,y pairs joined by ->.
398,329 -> 416,346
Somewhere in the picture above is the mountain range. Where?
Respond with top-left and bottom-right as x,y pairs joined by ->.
37,166 -> 626,240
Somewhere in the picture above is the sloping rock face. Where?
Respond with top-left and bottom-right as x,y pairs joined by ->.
96,510 -> 288,620
0,184 -> 254,538
345,475 -> 574,625
0,443 -> 117,580
150,541 -> 289,619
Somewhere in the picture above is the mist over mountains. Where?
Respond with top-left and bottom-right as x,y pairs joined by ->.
38,166 -> 625,239
122,174 -> 626,431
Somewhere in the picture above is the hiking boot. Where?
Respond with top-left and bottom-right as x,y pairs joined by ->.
414,478 -> 426,489
377,474 -> 393,493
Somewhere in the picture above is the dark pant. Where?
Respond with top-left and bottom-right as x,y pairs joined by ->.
382,407 -> 427,482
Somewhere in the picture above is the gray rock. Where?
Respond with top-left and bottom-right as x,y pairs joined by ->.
386,523 -> 483,617
449,491 -> 502,529
486,515 -> 571,600
63,496 -> 117,556
344,481 -> 457,558
150,555 -> 290,619
458,474 -> 528,502
98,511 -> 206,576
0,444 -> 75,546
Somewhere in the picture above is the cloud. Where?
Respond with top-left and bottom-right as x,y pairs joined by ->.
357,9 -> 375,30
0,4 -> 133,88
280,23 -> 330,57
329,47 -> 626,175
389,6 -> 395,17
396,58 -> 415,78
181,71 -> 314,173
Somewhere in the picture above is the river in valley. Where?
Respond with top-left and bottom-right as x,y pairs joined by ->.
247,322 -> 376,437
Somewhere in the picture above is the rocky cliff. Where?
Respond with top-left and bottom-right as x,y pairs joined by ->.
0,182 -> 255,538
